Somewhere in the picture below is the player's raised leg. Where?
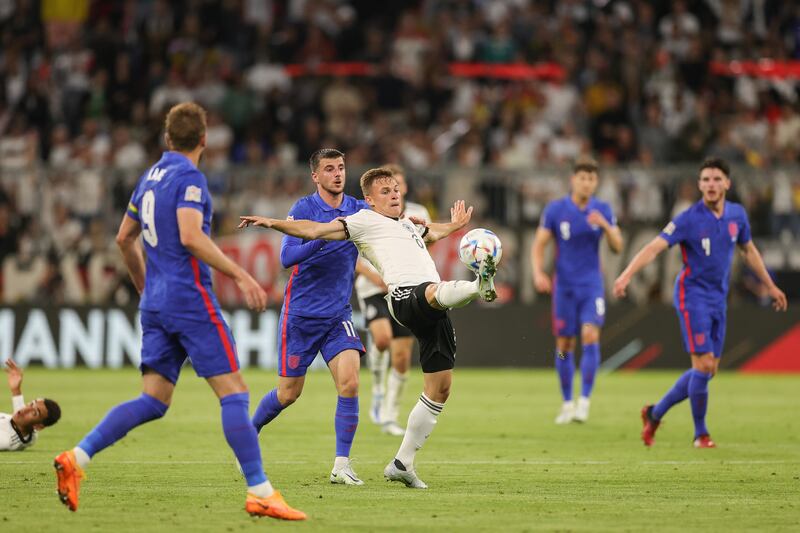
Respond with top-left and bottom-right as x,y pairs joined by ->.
252,376 -> 305,432
208,372 -> 306,520
327,348 -> 363,485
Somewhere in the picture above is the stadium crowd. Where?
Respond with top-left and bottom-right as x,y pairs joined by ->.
1,0 -> 800,305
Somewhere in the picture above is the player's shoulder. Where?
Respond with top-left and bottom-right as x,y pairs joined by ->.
546,196 -> 568,210
590,196 -> 612,211
725,201 -> 748,219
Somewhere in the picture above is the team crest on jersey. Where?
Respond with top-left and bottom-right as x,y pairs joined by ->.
694,333 -> 706,346
184,185 -> 202,202
728,222 -> 738,242
288,355 -> 300,369
663,222 -> 676,235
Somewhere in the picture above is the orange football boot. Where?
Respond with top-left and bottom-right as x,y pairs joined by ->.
245,490 -> 307,521
54,450 -> 85,512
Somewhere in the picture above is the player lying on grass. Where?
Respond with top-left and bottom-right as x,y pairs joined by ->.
614,157 -> 787,448
1,359 -> 61,451
240,167 -> 497,489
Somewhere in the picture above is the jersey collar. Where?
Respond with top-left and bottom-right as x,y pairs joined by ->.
312,191 -> 350,212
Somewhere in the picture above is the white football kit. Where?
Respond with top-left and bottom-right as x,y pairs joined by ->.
0,395 -> 38,451
343,207 -> 440,293
354,201 -> 432,300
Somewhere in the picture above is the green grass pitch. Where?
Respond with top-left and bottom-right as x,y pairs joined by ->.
1,368 -> 798,532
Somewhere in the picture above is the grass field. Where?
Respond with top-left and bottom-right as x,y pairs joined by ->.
1,368 -> 799,532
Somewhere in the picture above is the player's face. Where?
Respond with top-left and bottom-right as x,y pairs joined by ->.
312,157 -> 346,196
14,399 -> 48,429
698,167 -> 730,204
571,171 -> 598,199
367,178 -> 402,218
393,173 -> 408,197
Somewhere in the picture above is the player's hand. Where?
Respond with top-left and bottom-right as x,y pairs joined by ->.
4,359 -> 22,394
533,272 -> 552,294
450,200 -> 473,228
768,285 -> 788,311
587,210 -> 610,230
613,275 -> 630,299
238,216 -> 273,229
236,273 -> 268,312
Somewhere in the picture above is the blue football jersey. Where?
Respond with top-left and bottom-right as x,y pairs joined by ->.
660,200 -> 751,305
126,152 -> 219,317
281,193 -> 367,318
540,196 -> 616,287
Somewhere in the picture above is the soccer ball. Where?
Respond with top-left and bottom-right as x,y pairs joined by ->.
458,228 -> 502,273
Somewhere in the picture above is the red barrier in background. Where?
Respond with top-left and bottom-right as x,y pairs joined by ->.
709,60 -> 800,79
739,325 -> 800,373
282,62 -> 566,81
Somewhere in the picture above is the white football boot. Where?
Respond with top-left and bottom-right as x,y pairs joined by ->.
381,421 -> 406,436
574,397 -> 590,423
555,401 -> 576,425
477,255 -> 497,302
330,459 -> 364,486
384,459 -> 427,489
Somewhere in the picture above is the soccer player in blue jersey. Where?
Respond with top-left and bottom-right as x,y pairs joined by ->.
614,157 -> 787,448
250,148 -> 368,486
53,103 -> 305,520
532,157 -> 623,424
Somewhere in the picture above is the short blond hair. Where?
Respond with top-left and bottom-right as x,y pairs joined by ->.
165,102 -> 207,152
383,163 -> 404,177
360,167 -> 396,197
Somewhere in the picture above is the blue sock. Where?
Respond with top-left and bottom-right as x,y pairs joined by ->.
652,369 -> 692,420
555,350 -> 575,401
334,396 -> 359,457
252,388 -> 285,433
78,393 -> 168,457
688,370 -> 712,438
580,343 -> 600,398
221,393 -> 267,486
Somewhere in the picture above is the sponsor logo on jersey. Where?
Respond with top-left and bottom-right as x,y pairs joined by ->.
184,185 -> 202,202
286,215 -> 294,221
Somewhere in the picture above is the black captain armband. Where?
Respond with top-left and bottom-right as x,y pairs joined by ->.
339,219 -> 351,239
420,226 -> 430,239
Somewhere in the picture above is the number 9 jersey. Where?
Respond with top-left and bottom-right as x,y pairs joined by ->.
126,151 -> 217,318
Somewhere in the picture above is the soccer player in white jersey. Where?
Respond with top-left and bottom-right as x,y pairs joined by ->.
354,164 -> 432,436
239,167 -> 497,489
1,359 -> 61,451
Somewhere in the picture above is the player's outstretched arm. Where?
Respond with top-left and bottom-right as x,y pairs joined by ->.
4,359 -> 22,396
738,241 -> 788,311
613,236 -> 669,298
116,214 -> 146,294
531,226 -> 553,294
238,216 -> 347,241
178,208 -> 267,311
410,200 -> 473,243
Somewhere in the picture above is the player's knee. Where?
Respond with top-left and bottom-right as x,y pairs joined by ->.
279,387 -> 302,406
581,328 -> 599,345
556,337 -> 576,352
693,355 -> 716,375
374,334 -> 391,352
338,374 -> 360,397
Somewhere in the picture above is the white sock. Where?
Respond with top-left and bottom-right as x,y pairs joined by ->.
248,480 -> 275,498
333,456 -> 349,471
368,344 -> 389,397
434,280 -> 480,309
380,368 -> 408,424
73,447 -> 91,469
395,394 -> 444,469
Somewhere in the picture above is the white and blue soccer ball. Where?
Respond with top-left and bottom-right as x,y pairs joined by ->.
458,228 -> 502,273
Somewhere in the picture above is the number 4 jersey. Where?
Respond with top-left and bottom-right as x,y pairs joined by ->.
126,151 -> 217,317
660,200 -> 751,306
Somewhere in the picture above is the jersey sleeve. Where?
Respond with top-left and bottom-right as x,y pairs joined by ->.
602,202 -> 617,227
737,207 -> 752,245
279,200 -> 324,268
659,210 -> 689,247
175,170 -> 210,212
342,209 -> 372,242
539,202 -> 557,233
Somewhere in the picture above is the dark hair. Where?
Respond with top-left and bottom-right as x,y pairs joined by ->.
360,167 -> 396,197
573,155 -> 598,174
42,398 -> 61,427
165,102 -> 207,152
309,148 -> 345,171
699,157 -> 730,179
